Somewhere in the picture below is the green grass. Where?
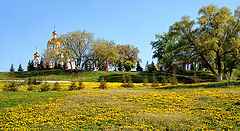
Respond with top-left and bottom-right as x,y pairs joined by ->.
0,70 -> 216,83
0,91 -> 66,109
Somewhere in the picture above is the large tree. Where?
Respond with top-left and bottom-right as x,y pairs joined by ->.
116,44 -> 139,71
91,38 -> 119,71
59,30 -> 94,69
152,5 -> 240,80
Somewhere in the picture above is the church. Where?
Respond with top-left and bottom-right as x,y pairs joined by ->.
33,28 -> 76,70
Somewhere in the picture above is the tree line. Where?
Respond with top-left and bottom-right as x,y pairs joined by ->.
43,30 -> 141,71
151,5 -> 240,81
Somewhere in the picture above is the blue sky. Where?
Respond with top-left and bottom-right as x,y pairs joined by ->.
0,0 -> 239,72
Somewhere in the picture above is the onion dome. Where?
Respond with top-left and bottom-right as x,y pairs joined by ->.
34,52 -> 40,58
47,37 -> 62,47
52,30 -> 57,36
70,58 -> 74,62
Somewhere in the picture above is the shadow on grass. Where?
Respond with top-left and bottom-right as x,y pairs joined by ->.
103,71 -> 197,83
157,81 -> 240,90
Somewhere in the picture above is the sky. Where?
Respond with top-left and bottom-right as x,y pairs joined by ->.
0,0 -> 239,72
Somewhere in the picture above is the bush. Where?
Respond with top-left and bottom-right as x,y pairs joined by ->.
143,74 -> 149,86
77,81 -> 85,90
3,81 -> 18,91
121,74 -> 134,88
99,77 -> 107,89
151,74 -> 159,87
126,75 -> 134,88
69,82 -> 77,91
162,75 -> 168,86
52,82 -> 60,91
27,78 -> 41,85
168,70 -> 178,85
27,85 -> 34,91
40,83 -> 50,92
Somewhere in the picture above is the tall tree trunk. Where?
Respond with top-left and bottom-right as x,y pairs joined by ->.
216,54 -> 222,80
200,54 -> 218,79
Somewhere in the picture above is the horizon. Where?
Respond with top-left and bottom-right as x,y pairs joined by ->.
0,0 -> 239,72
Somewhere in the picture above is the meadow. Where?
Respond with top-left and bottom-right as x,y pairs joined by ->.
0,81 -> 239,130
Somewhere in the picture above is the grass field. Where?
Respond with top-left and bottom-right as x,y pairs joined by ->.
0,82 -> 240,130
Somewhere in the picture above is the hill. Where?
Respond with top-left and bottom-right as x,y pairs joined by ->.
0,70 -> 216,83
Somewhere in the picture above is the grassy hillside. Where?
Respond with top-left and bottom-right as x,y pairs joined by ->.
0,82 -> 239,130
0,70 -> 216,83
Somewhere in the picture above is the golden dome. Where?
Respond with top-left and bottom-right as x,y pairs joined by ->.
47,37 -> 62,47
34,52 -> 40,58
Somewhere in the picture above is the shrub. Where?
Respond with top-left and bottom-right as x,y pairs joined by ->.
121,75 -> 127,87
52,82 -> 60,91
77,81 -> 85,90
126,75 -> 134,88
99,77 -> 107,89
3,81 -> 18,91
151,74 -> 159,87
69,82 -> 77,91
122,74 -> 134,88
143,74 -> 149,86
27,78 -> 41,85
162,75 -> 168,86
40,82 -> 50,92
168,70 -> 178,85
27,85 -> 34,91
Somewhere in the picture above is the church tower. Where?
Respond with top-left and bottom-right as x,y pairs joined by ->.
34,47 -> 40,68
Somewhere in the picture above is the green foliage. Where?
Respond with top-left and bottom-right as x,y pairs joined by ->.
10,64 -> 14,72
151,74 -> 159,87
162,75 -> 168,86
69,82 -> 77,91
123,61 -> 135,71
40,83 -> 50,92
143,74 -> 149,86
121,74 -> 134,88
3,82 -> 18,91
27,78 -> 41,85
27,60 -> 35,71
121,74 -> 127,85
126,74 -> 134,88
99,77 -> 107,89
18,64 -> 24,72
151,5 -> 240,80
136,61 -> 143,71
148,61 -> 156,73
168,71 -> 178,85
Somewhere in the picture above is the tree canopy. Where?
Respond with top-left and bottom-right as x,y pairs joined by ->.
151,5 -> 240,80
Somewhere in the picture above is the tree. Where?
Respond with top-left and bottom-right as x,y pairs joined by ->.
123,61 -> 135,71
91,38 -> 119,71
10,64 -> 14,72
27,60 -> 35,71
148,61 -> 157,73
59,30 -> 94,69
116,44 -> 139,71
18,64 -> 24,72
136,61 -> 143,71
151,5 -> 240,80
